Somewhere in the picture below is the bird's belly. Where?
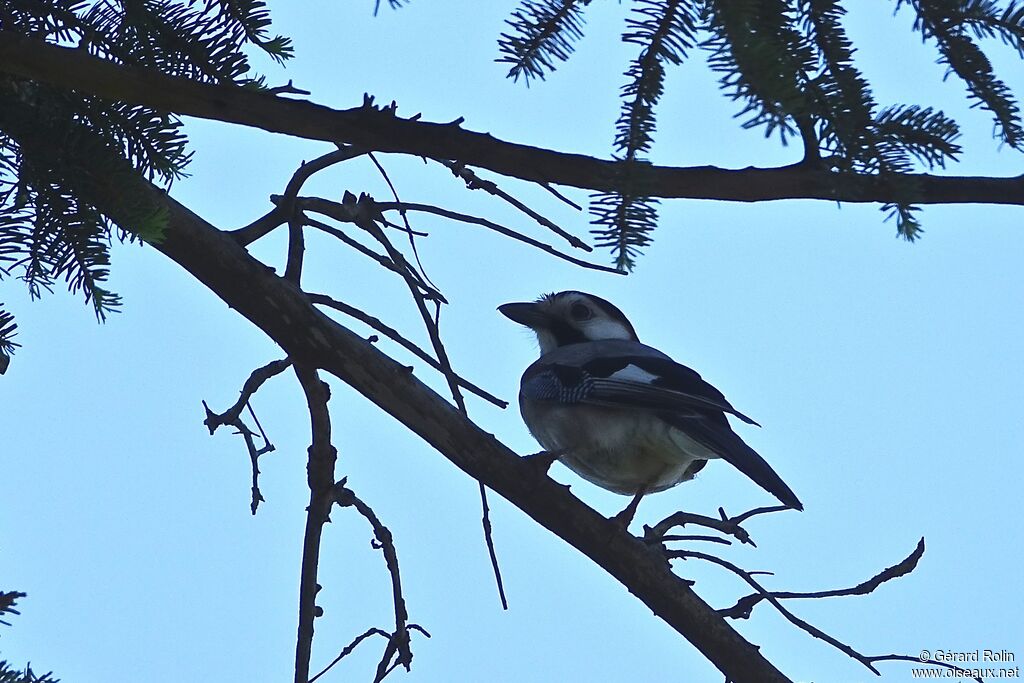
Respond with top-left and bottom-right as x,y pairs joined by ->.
521,401 -> 710,495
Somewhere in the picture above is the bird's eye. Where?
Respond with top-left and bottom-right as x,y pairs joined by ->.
570,303 -> 593,321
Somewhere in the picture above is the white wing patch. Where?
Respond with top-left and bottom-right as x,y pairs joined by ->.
606,363 -> 660,384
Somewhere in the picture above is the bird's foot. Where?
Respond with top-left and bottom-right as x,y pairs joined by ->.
609,486 -> 648,532
523,449 -> 564,475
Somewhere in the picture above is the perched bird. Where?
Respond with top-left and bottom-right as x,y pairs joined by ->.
499,291 -> 802,523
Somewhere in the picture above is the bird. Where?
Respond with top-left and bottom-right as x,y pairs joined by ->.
498,290 -> 802,524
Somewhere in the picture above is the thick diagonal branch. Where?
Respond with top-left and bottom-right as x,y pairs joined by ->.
1,33 -> 1021,208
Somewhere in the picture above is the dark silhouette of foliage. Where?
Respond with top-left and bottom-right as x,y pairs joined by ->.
0,0 -> 292,352
499,0 -> 1019,262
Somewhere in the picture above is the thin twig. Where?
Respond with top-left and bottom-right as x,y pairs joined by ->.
718,538 -> 926,620
367,151 -> 439,292
441,160 -> 592,251
660,534 -> 733,545
297,208 -> 447,303
202,359 -> 292,428
538,181 -> 583,210
334,479 -> 424,680
308,293 -> 507,408
644,505 -> 790,548
348,195 -> 512,610
203,359 -> 290,514
308,628 -> 389,683
232,146 -> 365,246
293,365 -> 338,683
672,550 -> 884,675
478,481 -> 508,610
371,201 -> 623,274
305,217 -> 410,280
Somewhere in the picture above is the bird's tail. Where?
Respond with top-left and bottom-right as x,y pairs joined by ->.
718,435 -> 803,511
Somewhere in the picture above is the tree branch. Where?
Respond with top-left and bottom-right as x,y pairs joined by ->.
1,32 -> 1021,208
293,364 -> 338,683
717,538 -> 926,620
128,182 -> 793,682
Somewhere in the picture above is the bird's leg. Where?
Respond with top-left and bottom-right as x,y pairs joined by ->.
611,484 -> 649,530
523,449 -> 566,475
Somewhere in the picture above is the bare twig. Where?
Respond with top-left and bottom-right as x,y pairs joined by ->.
306,190 -> 514,610
367,151 -> 438,293
370,201 -> 622,274
309,628 -> 389,683
293,365 -> 338,683
232,146 -> 366,246
232,206 -> 287,244
442,160 -> 591,251
202,359 -> 292,428
304,217 -> 414,284
292,205 -> 447,303
298,187 -> 614,296
308,293 -> 507,407
538,181 -> 583,210
340,194 -> 511,609
671,546 -> 922,677
645,505 -> 790,548
718,538 -> 926,620
203,359 -> 290,514
478,481 -> 508,610
660,534 -> 733,545
333,479 -> 421,680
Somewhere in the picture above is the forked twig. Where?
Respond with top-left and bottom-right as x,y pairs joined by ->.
671,539 -> 934,678
308,293 -> 507,408
718,538 -> 926,620
203,359 -> 291,514
644,505 -> 789,548
373,201 -> 623,274
441,160 -> 591,251
333,479 -> 431,681
231,146 -> 366,247
343,193 -> 511,611
303,217 -> 445,303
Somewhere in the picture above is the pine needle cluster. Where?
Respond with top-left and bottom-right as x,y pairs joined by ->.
0,0 -> 292,361
499,0 -> 1023,269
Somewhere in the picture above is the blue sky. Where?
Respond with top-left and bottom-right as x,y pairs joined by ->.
3,2 -> 1022,682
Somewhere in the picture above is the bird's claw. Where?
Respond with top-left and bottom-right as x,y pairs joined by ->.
523,449 -> 564,475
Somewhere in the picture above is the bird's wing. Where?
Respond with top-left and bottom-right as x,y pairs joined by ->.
522,351 -> 803,511
522,353 -> 758,425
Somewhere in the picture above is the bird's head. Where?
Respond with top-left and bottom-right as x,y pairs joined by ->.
498,291 -> 639,355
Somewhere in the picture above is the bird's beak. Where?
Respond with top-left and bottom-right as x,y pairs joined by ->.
498,302 -> 549,329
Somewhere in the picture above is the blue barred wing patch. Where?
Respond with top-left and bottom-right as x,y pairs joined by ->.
522,368 -> 594,404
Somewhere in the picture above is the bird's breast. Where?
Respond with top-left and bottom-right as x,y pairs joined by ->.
519,398 -> 708,495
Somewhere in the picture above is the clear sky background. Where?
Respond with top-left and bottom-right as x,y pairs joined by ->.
3,2 -> 1022,682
